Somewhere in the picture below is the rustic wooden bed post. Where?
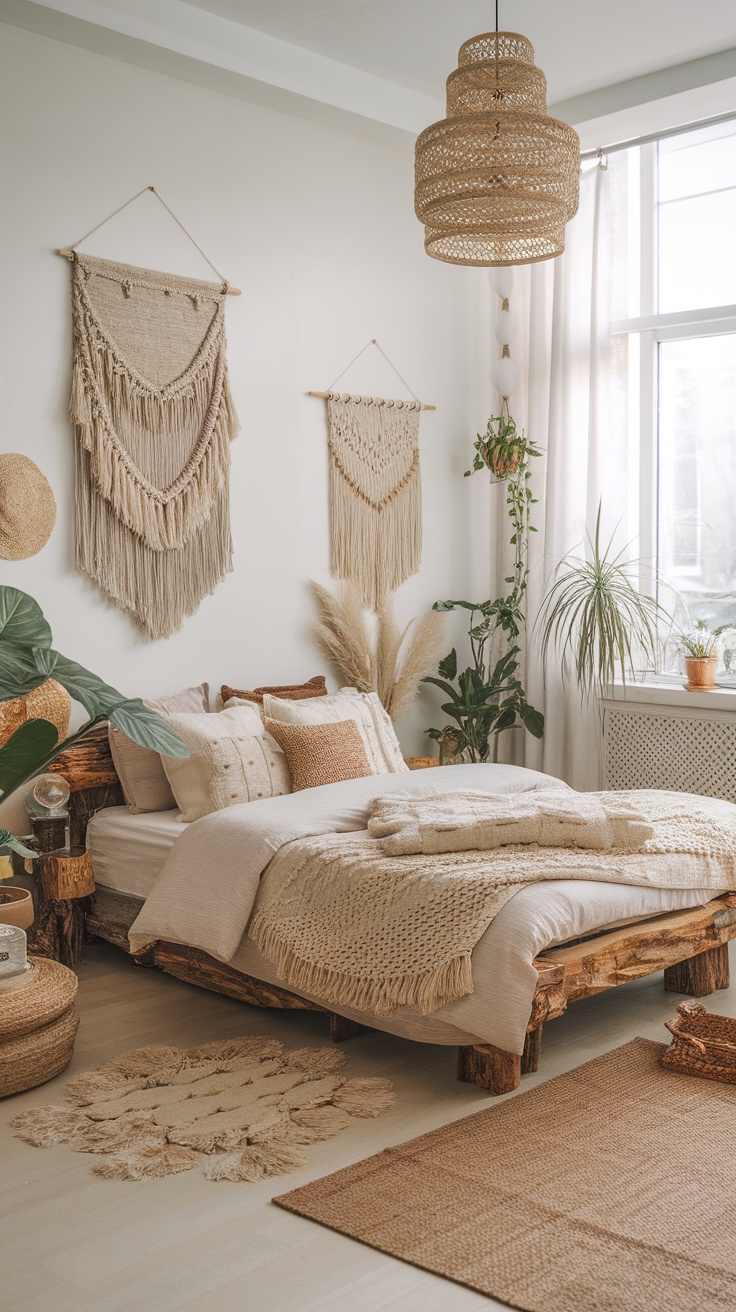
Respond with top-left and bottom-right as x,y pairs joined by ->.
457,908 -> 736,1095
664,942 -> 730,996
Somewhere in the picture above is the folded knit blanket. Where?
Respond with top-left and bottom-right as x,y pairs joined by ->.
248,789 -> 736,1019
367,788 -> 653,856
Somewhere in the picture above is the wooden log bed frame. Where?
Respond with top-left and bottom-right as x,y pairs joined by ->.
50,726 -> 736,1096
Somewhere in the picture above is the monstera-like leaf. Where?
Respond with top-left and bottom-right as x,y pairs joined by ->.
0,586 -> 188,804
0,588 -> 52,649
0,719 -> 61,800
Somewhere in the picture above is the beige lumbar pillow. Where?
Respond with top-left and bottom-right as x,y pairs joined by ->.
161,707 -> 291,821
264,717 -> 372,792
262,688 -> 407,776
108,682 -> 211,814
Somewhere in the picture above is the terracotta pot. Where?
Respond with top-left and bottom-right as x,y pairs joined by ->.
0,887 -> 34,931
684,656 -> 719,691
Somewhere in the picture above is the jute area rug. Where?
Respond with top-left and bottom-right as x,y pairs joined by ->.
275,1039 -> 736,1312
12,1035 -> 394,1182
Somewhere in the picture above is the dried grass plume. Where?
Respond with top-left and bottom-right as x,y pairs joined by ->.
309,580 -> 445,721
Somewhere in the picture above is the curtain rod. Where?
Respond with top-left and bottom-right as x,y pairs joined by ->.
579,107 -> 736,161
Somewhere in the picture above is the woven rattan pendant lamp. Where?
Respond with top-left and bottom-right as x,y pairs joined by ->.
414,7 -> 581,266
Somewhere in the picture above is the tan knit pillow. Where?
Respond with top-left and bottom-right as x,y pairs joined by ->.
264,717 -> 372,792
221,676 -> 327,707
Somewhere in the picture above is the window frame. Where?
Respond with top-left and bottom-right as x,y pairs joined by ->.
609,135 -> 736,614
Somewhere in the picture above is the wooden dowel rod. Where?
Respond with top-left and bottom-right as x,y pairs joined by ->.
55,249 -> 242,295
308,390 -> 436,411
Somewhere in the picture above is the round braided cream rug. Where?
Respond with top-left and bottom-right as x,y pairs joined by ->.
12,1035 -> 395,1181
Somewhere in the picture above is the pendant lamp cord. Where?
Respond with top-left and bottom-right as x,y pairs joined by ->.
495,0 -> 499,32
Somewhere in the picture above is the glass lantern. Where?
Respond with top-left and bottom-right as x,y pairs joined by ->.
24,773 -> 71,853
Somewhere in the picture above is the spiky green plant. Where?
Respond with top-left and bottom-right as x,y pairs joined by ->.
537,506 -> 665,701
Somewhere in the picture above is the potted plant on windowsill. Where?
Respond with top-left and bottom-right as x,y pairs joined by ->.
679,622 -> 723,691
536,505 -> 666,702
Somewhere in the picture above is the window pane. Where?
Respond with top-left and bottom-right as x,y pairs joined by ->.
658,335 -> 736,627
659,120 -> 736,201
657,123 -> 736,313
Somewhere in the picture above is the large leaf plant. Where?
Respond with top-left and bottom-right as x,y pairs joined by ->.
0,587 -> 187,860
425,410 -> 544,762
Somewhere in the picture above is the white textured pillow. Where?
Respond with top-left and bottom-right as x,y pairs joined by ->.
161,707 -> 291,821
262,688 -> 407,776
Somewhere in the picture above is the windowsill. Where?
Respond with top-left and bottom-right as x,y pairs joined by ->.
603,679 -> 736,712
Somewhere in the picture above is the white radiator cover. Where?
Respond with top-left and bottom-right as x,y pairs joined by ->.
603,688 -> 736,802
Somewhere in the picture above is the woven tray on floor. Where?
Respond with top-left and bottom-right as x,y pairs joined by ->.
661,1000 -> 736,1085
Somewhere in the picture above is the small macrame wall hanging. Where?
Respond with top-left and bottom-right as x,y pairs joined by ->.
60,187 -> 240,640
310,341 -> 435,609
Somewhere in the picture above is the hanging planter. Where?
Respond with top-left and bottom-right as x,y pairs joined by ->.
465,408 -> 540,481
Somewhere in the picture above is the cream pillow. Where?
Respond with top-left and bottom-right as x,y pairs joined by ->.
262,688 -> 407,775
108,682 -> 210,815
161,707 -> 290,822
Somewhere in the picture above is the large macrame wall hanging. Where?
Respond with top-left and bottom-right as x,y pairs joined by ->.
310,341 -> 435,610
61,187 -> 240,640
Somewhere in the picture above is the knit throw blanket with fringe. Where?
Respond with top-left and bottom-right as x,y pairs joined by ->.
71,254 -> 239,639
327,392 -> 421,609
249,789 -> 736,1018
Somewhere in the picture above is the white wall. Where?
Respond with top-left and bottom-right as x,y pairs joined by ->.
0,24 -> 492,826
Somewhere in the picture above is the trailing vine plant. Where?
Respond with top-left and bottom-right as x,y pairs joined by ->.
426,408 -> 544,762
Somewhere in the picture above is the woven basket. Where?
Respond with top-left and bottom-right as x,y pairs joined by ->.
0,1006 -> 79,1098
661,1000 -> 736,1084
0,956 -> 79,1098
0,678 -> 72,750
0,955 -> 78,1040
404,756 -> 441,770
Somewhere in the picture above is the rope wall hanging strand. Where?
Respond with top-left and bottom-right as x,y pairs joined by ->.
308,339 -> 436,409
309,340 -> 434,608
57,186 -> 241,294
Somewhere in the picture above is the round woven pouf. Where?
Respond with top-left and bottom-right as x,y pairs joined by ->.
0,957 -> 79,1098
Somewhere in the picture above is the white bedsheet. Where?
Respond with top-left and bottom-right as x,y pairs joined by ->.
88,769 -> 720,1055
87,807 -> 183,900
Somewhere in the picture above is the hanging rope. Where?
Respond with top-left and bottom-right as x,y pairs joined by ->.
57,187 -> 240,294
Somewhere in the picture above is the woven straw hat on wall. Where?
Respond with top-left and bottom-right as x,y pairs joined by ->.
0,454 -> 57,560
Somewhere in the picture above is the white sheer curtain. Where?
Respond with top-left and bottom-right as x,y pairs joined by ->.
493,154 -> 630,790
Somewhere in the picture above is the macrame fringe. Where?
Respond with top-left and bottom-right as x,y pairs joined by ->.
329,459 -> 421,611
76,446 -> 233,641
70,256 -> 238,638
327,394 -> 422,609
248,914 -> 474,1017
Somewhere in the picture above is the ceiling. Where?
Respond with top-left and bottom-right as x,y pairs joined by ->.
182,0 -> 736,104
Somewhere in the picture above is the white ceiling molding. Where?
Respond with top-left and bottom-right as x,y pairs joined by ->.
551,46 -> 736,128
0,0 -> 442,147
2,0 -> 735,153
573,72 -> 736,156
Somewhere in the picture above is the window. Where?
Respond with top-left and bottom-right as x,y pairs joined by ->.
614,119 -> 736,668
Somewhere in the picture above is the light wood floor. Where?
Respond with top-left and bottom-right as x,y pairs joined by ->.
2,942 -> 734,1312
